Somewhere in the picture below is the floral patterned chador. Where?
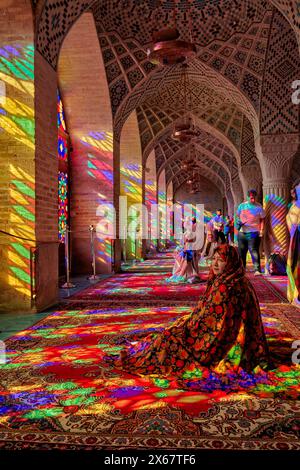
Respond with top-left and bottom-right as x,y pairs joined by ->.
112,245 -> 271,383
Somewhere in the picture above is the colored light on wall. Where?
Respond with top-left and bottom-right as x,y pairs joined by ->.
82,133 -> 114,266
121,164 -> 142,203
2,43 -> 36,304
81,131 -> 113,153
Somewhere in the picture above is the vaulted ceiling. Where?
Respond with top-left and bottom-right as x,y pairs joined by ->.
35,0 -> 300,195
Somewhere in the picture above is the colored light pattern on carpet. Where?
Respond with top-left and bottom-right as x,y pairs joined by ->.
146,251 -> 174,259
121,258 -> 174,273
68,271 -> 286,305
70,272 -> 208,301
263,275 -> 288,299
2,252 -> 300,449
0,303 -> 300,426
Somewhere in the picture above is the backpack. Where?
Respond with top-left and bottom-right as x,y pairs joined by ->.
267,253 -> 287,275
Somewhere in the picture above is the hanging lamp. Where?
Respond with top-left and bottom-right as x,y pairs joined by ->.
147,28 -> 196,65
147,1 -> 196,66
171,64 -> 198,142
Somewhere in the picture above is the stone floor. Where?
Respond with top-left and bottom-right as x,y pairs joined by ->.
0,274 -> 111,341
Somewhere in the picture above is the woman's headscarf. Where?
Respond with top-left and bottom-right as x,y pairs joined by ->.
208,244 -> 245,285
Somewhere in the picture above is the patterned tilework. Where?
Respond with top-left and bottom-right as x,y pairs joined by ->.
36,1 -> 277,125
36,1 -> 294,70
136,79 -> 244,155
241,117 -> 259,166
165,147 -> 231,187
114,60 -> 260,142
91,0 -> 268,48
152,128 -> 241,203
109,8 -> 272,122
260,9 -> 300,134
94,31 -> 156,116
272,1 -> 300,34
37,0 -> 91,67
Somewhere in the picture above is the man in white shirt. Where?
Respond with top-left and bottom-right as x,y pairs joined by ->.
236,189 -> 265,275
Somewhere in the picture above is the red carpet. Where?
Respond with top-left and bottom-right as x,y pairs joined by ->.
66,271 -> 286,305
1,254 -> 300,450
69,272 -> 208,302
0,302 -> 300,450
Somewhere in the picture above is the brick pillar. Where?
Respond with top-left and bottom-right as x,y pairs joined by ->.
114,139 -> 122,273
0,1 -> 58,313
58,13 -> 114,275
120,111 -> 143,262
158,169 -> 167,250
167,181 -> 173,246
144,150 -> 157,255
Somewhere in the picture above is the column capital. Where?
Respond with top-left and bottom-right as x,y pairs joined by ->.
262,179 -> 290,200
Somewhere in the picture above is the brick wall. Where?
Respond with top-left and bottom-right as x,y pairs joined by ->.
158,169 -> 167,247
0,1 -> 58,312
144,150 -> 157,249
174,177 -> 223,215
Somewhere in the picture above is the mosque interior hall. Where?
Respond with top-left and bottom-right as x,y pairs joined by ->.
1,0 -> 300,457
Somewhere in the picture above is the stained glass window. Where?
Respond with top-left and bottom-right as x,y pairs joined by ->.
57,91 -> 67,132
58,172 -> 68,242
57,91 -> 69,244
58,135 -> 68,161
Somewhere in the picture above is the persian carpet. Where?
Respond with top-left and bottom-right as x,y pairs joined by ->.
121,258 -> 174,273
68,272 -> 209,302
63,272 -> 287,305
0,303 -> 300,450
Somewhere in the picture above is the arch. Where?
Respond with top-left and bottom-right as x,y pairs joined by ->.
163,145 -> 242,204
157,143 -> 233,183
168,165 -> 226,195
114,60 -> 259,144
143,114 -> 242,168
35,1 -> 300,69
173,175 -> 224,215
57,12 -> 114,274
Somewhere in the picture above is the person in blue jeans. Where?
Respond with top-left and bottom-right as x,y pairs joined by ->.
224,215 -> 231,243
212,209 -> 225,244
236,189 -> 265,275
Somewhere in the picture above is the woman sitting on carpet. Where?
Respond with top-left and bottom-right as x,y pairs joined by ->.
112,245 -> 271,381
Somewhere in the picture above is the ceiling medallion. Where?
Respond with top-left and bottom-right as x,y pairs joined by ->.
147,28 -> 197,66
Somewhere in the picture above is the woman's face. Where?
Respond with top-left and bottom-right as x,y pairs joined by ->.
212,252 -> 227,276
